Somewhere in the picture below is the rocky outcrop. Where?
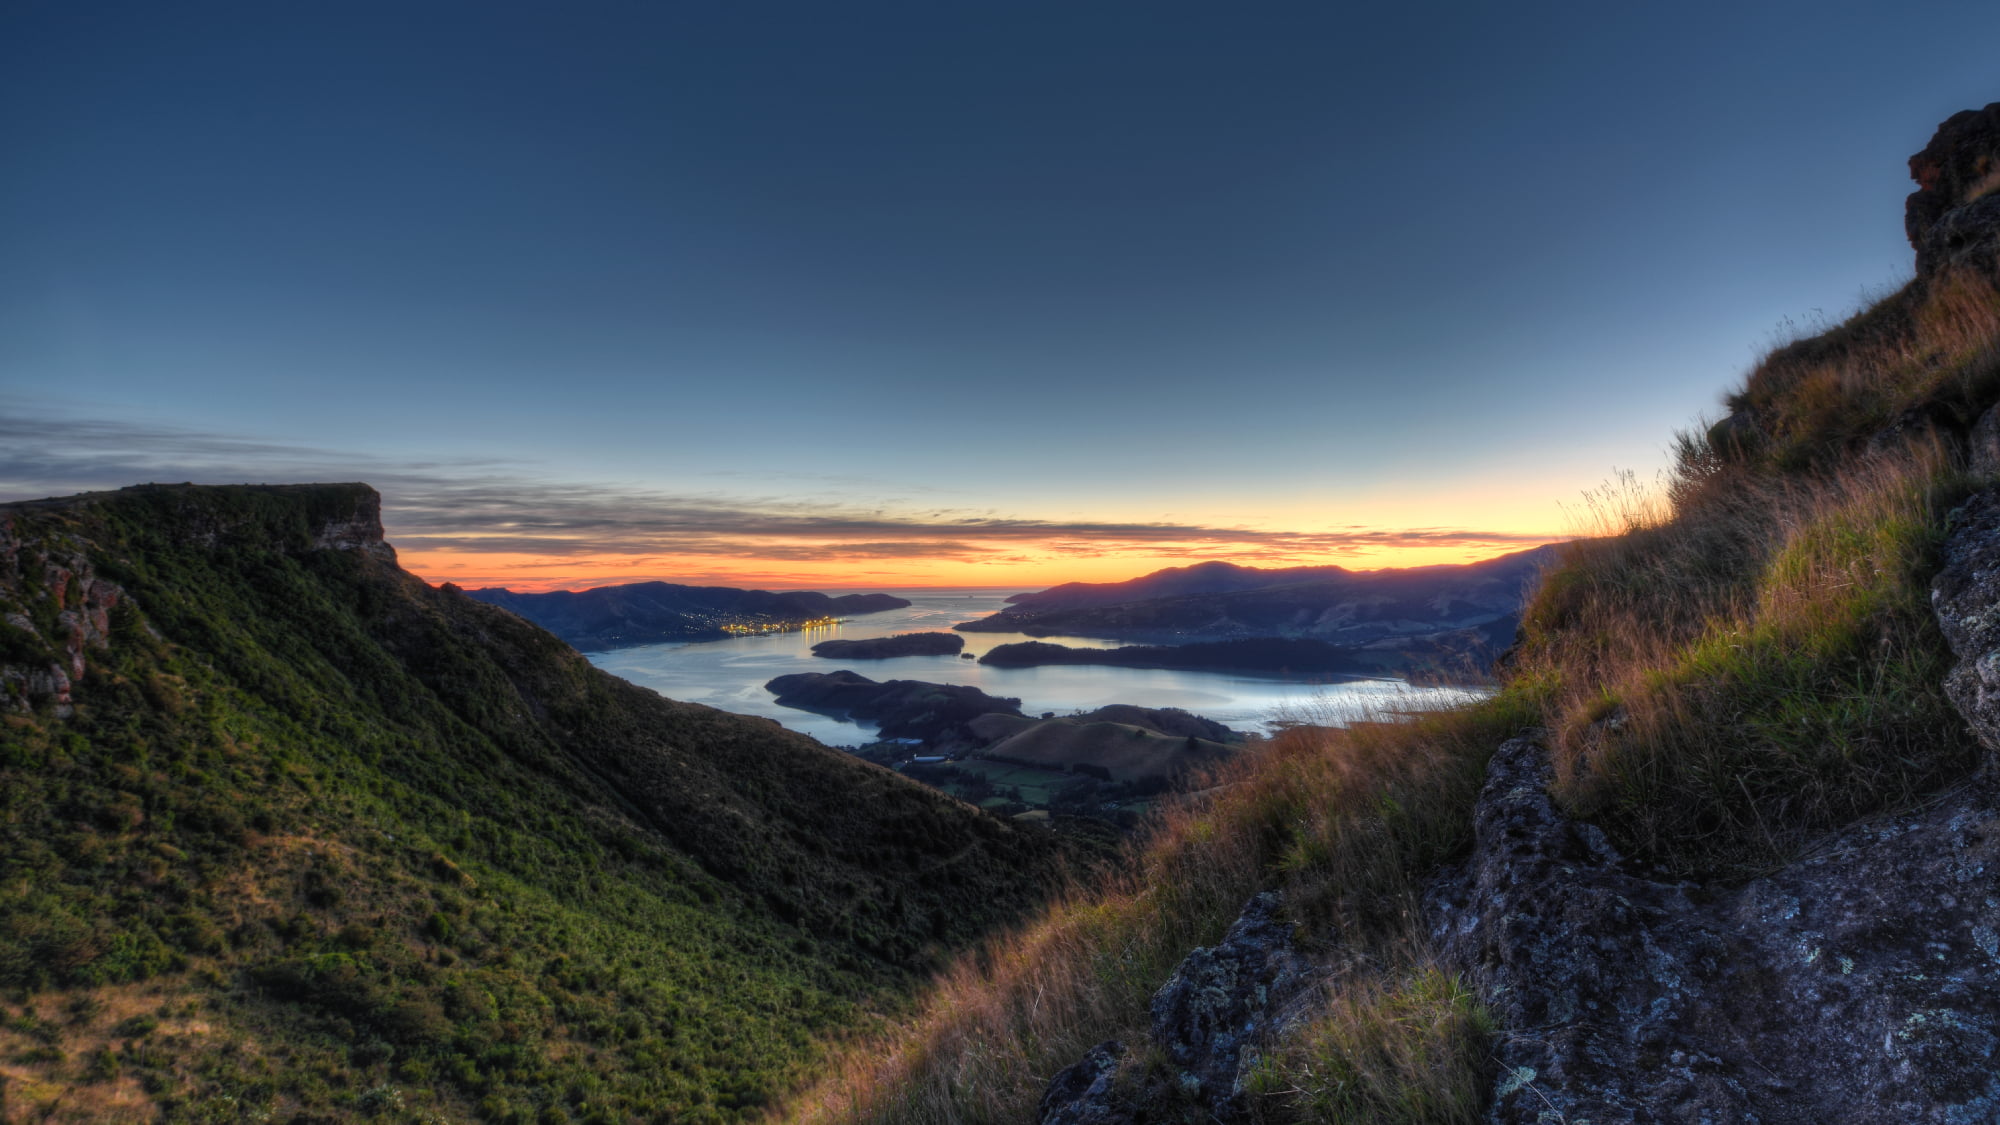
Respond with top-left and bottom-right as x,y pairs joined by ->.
310,487 -> 396,559
0,511 -> 127,718
1429,734 -> 2000,1123
1932,487 -> 2000,760
1426,739 -> 1761,1121
1908,101 -> 2000,277
1145,892 -> 1317,1117
1038,892 -> 1321,1125
1039,1040 -> 1127,1125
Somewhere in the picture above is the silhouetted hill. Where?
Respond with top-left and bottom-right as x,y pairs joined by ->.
467,582 -> 909,650
1003,560 -> 1355,612
978,637 -> 1375,676
0,483 -> 1062,1122
812,632 -> 965,659
959,548 -> 1558,666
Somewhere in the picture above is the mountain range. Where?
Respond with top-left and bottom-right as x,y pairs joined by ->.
957,548 -> 1558,672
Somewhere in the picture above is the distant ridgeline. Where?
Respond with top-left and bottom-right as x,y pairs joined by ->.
0,483 -> 1068,1123
956,550 -> 1558,676
465,581 -> 910,650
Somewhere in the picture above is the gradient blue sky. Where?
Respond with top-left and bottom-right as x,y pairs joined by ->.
6,1 -> 1999,587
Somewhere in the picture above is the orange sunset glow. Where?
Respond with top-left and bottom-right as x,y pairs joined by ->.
393,529 -> 1568,592
380,477 -> 1580,592
369,474 -> 1583,590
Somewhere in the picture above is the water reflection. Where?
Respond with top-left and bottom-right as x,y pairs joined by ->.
587,588 -> 1484,746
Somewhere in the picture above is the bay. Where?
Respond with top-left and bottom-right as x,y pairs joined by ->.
587,588 -> 1486,747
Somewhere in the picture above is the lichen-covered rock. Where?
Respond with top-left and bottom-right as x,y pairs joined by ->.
1431,735 -> 2000,1123
1037,892 -> 1318,1125
1969,404 -> 2000,478
1039,1041 -> 1129,1125
1426,737 -> 1760,1122
1932,488 -> 2000,760
1146,891 -> 1313,1118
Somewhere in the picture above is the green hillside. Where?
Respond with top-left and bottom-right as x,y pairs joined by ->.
0,484 -> 1068,1124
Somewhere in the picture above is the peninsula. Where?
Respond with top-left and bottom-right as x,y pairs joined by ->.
465,581 -> 910,650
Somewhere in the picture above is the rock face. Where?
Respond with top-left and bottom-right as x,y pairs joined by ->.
1932,487 -> 2000,760
1144,892 -> 1316,1118
310,487 -> 396,559
1038,893 -> 1319,1125
1,508 -> 126,717
1426,739 -> 1761,1121
1430,733 -> 2000,1123
1908,101 -> 2000,277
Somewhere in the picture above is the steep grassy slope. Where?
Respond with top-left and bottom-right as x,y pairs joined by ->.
786,108 -> 2000,1125
0,484 -> 1067,1124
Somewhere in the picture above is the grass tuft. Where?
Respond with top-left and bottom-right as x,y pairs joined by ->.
1245,967 -> 1493,1125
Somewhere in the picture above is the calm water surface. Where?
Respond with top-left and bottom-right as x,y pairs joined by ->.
588,589 -> 1485,747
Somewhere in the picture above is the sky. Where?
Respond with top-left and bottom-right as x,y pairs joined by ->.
6,1 -> 2000,590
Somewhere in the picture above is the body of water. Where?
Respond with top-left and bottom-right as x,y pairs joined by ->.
587,589 -> 1485,746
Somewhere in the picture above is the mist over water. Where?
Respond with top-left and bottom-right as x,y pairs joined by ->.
588,589 -> 1486,746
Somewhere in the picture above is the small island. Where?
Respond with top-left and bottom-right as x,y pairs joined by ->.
811,631 -> 966,659
977,637 -> 1374,676
764,671 -> 1023,744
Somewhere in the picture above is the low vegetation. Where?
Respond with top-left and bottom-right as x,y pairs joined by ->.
786,262 -> 2000,1125
0,485 -> 1071,1123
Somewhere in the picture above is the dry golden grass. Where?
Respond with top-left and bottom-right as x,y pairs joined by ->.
784,697 -> 1530,1125
1730,269 -> 2000,468
1244,965 -> 1491,1125
0,979 -> 208,1123
1520,435 -> 1978,874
